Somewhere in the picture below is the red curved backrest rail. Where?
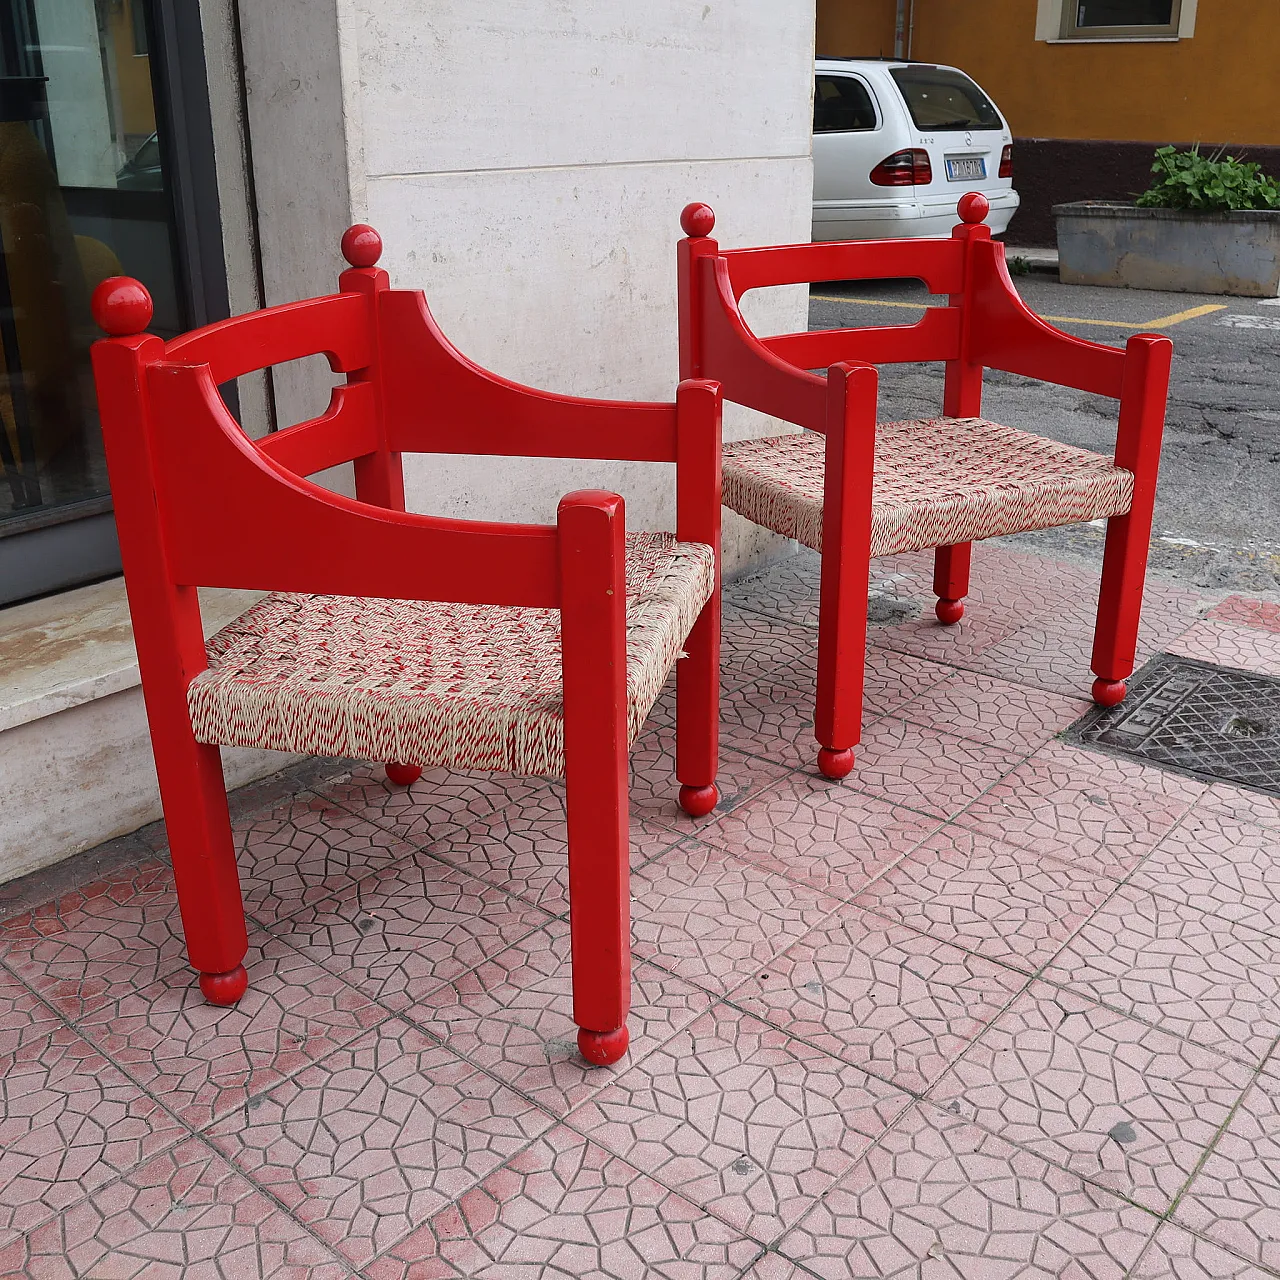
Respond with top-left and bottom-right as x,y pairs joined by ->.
721,238 -> 964,300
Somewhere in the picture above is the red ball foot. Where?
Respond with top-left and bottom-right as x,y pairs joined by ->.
935,598 -> 965,625
678,783 -> 719,818
1092,678 -> 1127,707
198,964 -> 248,1006
817,747 -> 855,780
384,762 -> 422,786
577,1024 -> 630,1066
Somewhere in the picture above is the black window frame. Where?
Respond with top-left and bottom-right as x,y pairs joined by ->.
1062,0 -> 1181,37
813,73 -> 881,135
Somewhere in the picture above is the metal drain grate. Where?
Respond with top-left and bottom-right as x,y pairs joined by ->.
1066,654 -> 1280,796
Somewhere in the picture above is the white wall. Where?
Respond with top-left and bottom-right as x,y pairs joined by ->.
242,0 -> 817,570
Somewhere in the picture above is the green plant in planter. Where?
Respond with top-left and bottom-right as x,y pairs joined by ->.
1137,145 -> 1280,212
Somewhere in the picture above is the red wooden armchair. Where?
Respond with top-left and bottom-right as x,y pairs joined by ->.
678,193 -> 1171,779
90,225 -> 722,1066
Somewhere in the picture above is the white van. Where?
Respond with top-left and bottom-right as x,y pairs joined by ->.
813,58 -> 1019,241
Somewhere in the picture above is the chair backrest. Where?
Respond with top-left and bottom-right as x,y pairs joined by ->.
678,193 -> 1134,433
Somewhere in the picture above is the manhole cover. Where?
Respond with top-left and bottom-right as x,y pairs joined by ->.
1066,655 -> 1280,796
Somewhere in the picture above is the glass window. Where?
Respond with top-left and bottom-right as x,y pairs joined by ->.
0,0 -> 181,600
1065,0 -> 1179,35
889,66 -> 1003,132
814,75 -> 878,134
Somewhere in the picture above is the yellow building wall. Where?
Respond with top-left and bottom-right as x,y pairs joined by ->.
109,0 -> 157,139
815,0 -> 1280,146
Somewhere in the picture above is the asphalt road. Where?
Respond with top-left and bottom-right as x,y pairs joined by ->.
808,274 -> 1280,592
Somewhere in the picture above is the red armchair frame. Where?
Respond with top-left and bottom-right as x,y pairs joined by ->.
678,194 -> 1171,777
91,225 -> 722,1066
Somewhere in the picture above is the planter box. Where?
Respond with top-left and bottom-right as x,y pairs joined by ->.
1054,202 -> 1280,297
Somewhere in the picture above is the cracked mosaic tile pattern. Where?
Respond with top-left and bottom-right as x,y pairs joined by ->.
723,553 -> 823,629
863,646 -> 958,718
873,600 -> 1029,666
894,669 -> 1089,752
630,842 -> 838,997
931,981 -> 1253,1212
695,772 -> 940,901
413,920 -> 713,1116
1131,811 -> 1280,938
1132,1223 -> 1277,1280
736,1256 -> 811,1279
956,741 -> 1194,877
234,793 -> 414,926
208,1017 -> 552,1266
0,970 -> 185,1238
1175,1070 -> 1280,1270
1167,620 -> 1280,677
775,1103 -> 1154,1280
1035,738 -> 1207,805
1199,783 -> 1280,833
720,609 -> 819,693
0,859 -> 188,1022
566,1004 -> 908,1242
424,783 -> 680,915
732,906 -> 1026,1092
76,933 -> 384,1130
843,715 -> 1023,820
366,1124 -> 759,1280
853,825 -> 1115,973
717,680 -> 831,770
0,1137 -> 351,1279
274,856 -> 551,1013
1207,596 -> 1280,635
1043,884 -> 1280,1064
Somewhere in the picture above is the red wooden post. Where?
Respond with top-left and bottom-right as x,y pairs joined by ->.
674,378 -> 722,817
90,278 -> 249,1005
814,361 -> 878,780
1091,332 -> 1172,705
677,203 -> 718,381
558,489 -> 631,1066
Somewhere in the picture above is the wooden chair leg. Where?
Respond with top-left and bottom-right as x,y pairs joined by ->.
153,732 -> 249,1005
1091,510 -> 1151,706
677,600 -> 720,817
934,542 -> 971,625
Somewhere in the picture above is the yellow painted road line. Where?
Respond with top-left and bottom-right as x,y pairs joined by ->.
810,295 -> 1227,329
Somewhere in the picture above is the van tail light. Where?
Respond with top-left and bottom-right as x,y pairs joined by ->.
869,148 -> 933,187
999,143 -> 1013,179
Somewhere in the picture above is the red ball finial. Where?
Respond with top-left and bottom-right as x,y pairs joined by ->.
91,276 -> 153,337
680,202 -> 715,237
957,192 -> 990,225
341,223 -> 383,268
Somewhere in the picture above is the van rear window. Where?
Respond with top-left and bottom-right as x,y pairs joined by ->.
889,67 -> 1002,131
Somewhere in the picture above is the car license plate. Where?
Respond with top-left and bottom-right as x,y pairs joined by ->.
945,157 -> 986,181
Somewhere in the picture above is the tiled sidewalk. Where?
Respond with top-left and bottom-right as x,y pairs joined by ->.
3,544 -> 1280,1278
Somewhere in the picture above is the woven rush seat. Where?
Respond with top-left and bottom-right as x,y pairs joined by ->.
722,416 -> 1135,558
188,532 -> 714,778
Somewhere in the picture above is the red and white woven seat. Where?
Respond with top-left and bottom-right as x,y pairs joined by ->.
722,416 -> 1135,558
188,532 -> 714,778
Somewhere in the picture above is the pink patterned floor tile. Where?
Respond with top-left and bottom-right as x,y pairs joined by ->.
842,716 -> 1023,820
970,618 -> 1100,698
317,761 -> 544,848
411,920 -> 713,1116
874,601 -> 1031,667
629,841 -> 838,997
733,906 -> 1026,1092
273,856 -> 552,1014
1132,1223 -> 1277,1280
566,1004 -> 908,1243
720,609 -> 818,694
894,669 -> 1090,753
1029,738 -> 1208,805
1042,884 -> 1280,1064
208,1018 -> 553,1267
694,772 -> 941,901
0,859 -> 189,1023
1131,810 -> 1280,938
1175,1071 -> 1280,1272
955,742 -> 1195,878
423,784 -> 680,916
931,981 -> 1254,1213
1198,783 -> 1280,833
76,933 -> 385,1130
1166,621 -> 1280,676
717,680 -> 831,771
234,793 -> 416,925
0,970 -> 186,1238
853,826 -> 1116,973
775,1102 -> 1155,1280
1206,596 -> 1280,635
0,1137 -> 351,1280
862,646 -> 959,719
365,1124 -> 759,1280
723,553 -> 823,629
737,1255 -> 809,1279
